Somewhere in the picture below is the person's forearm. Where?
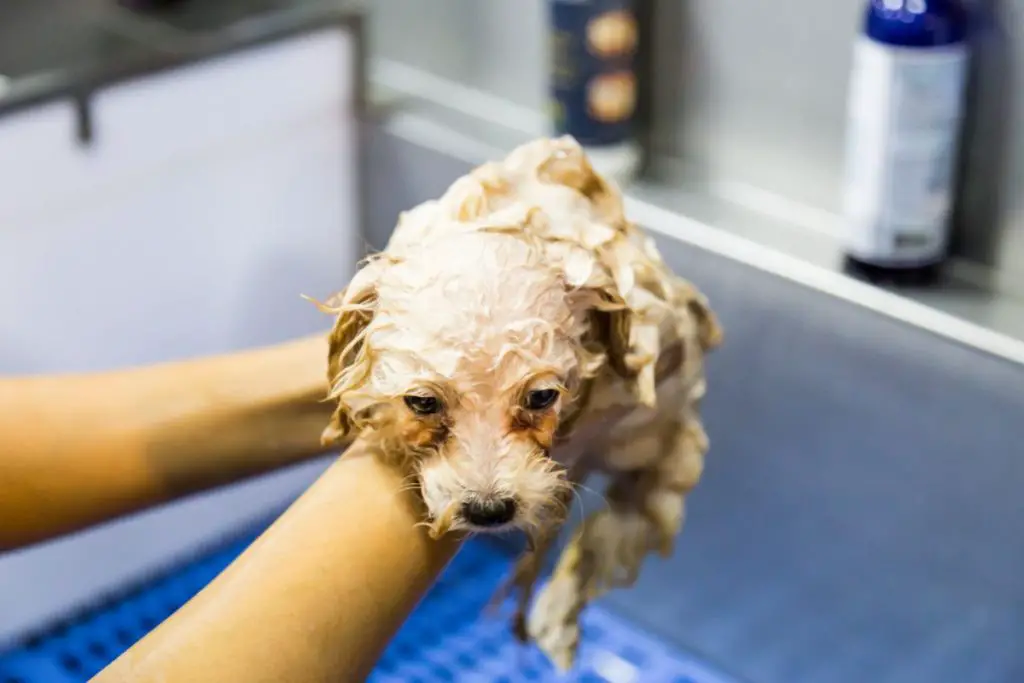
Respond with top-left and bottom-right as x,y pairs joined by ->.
0,334 -> 339,551
92,441 -> 464,683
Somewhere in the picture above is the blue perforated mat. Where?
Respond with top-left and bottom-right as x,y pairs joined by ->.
0,525 -> 737,683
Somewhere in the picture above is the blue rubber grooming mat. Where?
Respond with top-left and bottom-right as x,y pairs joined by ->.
0,528 -> 738,683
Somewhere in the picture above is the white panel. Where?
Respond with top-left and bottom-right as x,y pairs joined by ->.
0,109 -> 359,374
89,28 -> 356,176
0,101 -> 79,227
0,27 -> 361,374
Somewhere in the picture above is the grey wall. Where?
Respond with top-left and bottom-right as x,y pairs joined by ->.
370,0 -> 547,111
368,0 -> 1024,288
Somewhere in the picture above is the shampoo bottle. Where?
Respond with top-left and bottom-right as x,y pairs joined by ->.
841,0 -> 970,285
548,0 -> 642,186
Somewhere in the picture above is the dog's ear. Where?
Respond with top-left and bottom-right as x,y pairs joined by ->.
564,253 -> 659,409
310,262 -> 384,447
580,285 -> 635,379
676,280 -> 723,353
667,278 -> 724,352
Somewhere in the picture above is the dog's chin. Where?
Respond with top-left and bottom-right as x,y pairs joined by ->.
461,519 -> 521,535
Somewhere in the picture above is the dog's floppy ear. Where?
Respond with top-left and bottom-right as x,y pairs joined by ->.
580,283 -> 635,380
563,248 -> 659,408
681,283 -> 724,353
309,260 -> 384,447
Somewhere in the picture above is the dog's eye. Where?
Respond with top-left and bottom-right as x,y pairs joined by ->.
525,388 -> 559,411
404,394 -> 442,416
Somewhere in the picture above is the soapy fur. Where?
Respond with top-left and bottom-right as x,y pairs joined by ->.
313,136 -> 722,670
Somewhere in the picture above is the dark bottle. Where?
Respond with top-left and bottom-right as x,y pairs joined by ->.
840,0 -> 970,286
548,0 -> 642,185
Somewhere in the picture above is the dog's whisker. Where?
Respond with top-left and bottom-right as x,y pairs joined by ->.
395,474 -> 419,490
523,532 -> 537,553
428,502 -> 459,540
566,487 -> 585,521
396,479 -> 419,491
571,481 -> 608,507
566,482 -> 606,521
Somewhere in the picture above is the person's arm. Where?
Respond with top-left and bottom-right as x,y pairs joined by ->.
91,440 -> 463,683
0,334 -> 338,551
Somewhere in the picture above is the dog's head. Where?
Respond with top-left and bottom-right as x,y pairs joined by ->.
315,137 -> 718,539
319,226 -> 626,538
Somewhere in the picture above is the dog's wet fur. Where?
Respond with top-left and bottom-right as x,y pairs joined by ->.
313,136 -> 721,669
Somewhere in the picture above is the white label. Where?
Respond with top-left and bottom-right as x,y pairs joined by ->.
841,37 -> 969,265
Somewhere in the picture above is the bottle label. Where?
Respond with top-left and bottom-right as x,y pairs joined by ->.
842,37 -> 969,265
549,0 -> 638,146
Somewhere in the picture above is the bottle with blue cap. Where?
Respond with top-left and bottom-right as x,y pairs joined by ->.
841,0 -> 970,285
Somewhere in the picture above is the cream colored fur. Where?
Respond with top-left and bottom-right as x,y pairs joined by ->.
315,136 -> 722,670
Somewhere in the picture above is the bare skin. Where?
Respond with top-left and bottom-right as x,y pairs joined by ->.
0,334 -> 337,552
91,439 -> 464,683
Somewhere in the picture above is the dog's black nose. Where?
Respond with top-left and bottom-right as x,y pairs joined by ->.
462,497 -> 517,527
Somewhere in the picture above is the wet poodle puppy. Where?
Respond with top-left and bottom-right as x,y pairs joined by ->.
314,136 -> 722,670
